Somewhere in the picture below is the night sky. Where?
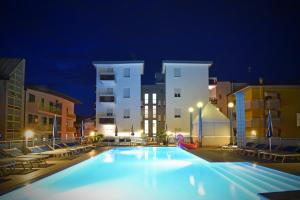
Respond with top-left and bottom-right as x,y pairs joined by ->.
1,0 -> 299,116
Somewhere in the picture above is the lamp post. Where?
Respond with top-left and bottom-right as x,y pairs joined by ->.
24,130 -> 34,148
197,101 -> 204,147
188,107 -> 194,143
228,102 -> 234,145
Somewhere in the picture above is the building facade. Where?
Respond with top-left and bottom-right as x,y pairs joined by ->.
231,85 -> 300,146
24,86 -> 80,140
209,79 -> 247,116
94,61 -> 144,137
162,61 -> 212,136
141,73 -> 165,138
0,58 -> 25,140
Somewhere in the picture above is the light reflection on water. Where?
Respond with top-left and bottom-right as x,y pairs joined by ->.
1,147 -> 300,200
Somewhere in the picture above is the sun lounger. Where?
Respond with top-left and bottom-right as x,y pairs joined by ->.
271,147 -> 300,163
221,145 -> 238,150
28,146 -> 71,157
0,160 -> 16,176
54,143 -> 80,154
64,142 -> 88,152
236,142 -> 255,155
0,155 -> 36,170
257,145 -> 279,159
1,148 -> 49,167
244,144 -> 267,157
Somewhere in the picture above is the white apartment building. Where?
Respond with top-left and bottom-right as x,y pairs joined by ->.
162,61 -> 212,136
93,61 -> 144,137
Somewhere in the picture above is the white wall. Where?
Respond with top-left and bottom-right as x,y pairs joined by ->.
163,62 -> 211,136
95,62 -> 143,137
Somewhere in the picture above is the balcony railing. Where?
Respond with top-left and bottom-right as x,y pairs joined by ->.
39,104 -> 62,115
98,112 -> 115,118
244,100 -> 264,110
265,99 -> 280,110
245,117 -> 280,128
99,96 -> 115,103
98,88 -> 114,96
27,124 -> 59,131
67,113 -> 76,119
99,67 -> 114,74
66,127 -> 76,132
99,118 -> 115,124
209,97 -> 218,105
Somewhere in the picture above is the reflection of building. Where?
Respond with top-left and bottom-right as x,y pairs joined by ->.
141,73 -> 165,137
231,85 -> 300,146
24,86 -> 80,140
0,58 -> 25,140
94,61 -> 144,137
209,78 -> 247,116
163,61 -> 211,136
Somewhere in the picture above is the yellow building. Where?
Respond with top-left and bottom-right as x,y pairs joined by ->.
229,85 -> 300,146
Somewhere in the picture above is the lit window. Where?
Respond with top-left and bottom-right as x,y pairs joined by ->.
123,109 -> 130,119
145,106 -> 148,118
145,120 -> 149,134
153,105 -> 156,118
174,68 -> 181,77
144,93 -> 149,104
153,120 -> 157,134
174,108 -> 181,118
123,88 -> 130,98
123,68 -> 130,77
152,93 -> 157,104
174,88 -> 181,98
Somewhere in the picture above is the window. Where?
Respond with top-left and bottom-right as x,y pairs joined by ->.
297,113 -> 300,127
174,88 -> 181,97
123,68 -> 130,77
174,108 -> 181,118
41,98 -> 45,106
158,115 -> 161,122
29,94 -> 35,102
153,120 -> 157,135
174,68 -> 181,77
124,109 -> 130,119
107,108 -> 113,116
144,93 -> 149,104
158,100 -> 161,106
49,118 -> 54,125
123,88 -> 130,98
42,117 -> 47,125
144,120 -> 149,134
28,114 -> 38,124
153,105 -> 156,118
152,93 -> 157,104
144,106 -> 148,118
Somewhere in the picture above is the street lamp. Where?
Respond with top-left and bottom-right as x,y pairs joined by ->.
89,131 -> 95,142
24,130 -> 34,148
228,102 -> 234,145
197,101 -> 204,147
188,107 -> 194,143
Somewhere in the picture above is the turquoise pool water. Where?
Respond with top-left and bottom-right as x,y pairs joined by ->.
1,147 -> 300,200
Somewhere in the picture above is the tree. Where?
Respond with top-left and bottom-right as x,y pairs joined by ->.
156,129 -> 167,145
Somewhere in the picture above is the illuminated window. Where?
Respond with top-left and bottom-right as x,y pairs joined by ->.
153,120 -> 157,134
144,93 -> 149,104
144,120 -> 149,134
153,105 -> 156,118
145,105 -> 148,118
152,93 -> 157,104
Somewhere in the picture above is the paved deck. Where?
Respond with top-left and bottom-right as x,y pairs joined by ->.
0,147 -> 110,195
188,148 -> 300,176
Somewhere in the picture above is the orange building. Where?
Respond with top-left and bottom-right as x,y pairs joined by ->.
24,86 -> 80,140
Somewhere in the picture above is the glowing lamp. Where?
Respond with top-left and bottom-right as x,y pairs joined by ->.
24,130 -> 34,138
188,107 -> 194,113
197,101 -> 204,108
228,102 -> 234,108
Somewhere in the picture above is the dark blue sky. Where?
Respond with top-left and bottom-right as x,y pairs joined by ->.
1,0 -> 299,116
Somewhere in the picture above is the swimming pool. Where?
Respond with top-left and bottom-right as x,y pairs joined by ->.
1,147 -> 300,200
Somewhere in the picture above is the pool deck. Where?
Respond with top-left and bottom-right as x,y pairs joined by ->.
0,147 -> 110,196
188,148 -> 300,176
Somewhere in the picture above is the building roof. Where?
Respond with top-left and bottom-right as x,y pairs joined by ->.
92,60 -> 144,74
233,84 -> 300,94
162,60 -> 213,73
0,58 -> 25,80
26,85 -> 81,104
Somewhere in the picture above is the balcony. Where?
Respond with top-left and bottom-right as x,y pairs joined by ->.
209,97 -> 218,105
66,127 -> 76,132
265,99 -> 280,110
39,104 -> 62,115
245,117 -> 280,128
98,112 -> 115,124
99,67 -> 115,81
27,124 -> 58,132
67,113 -> 76,119
99,96 -> 115,103
244,100 -> 264,110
